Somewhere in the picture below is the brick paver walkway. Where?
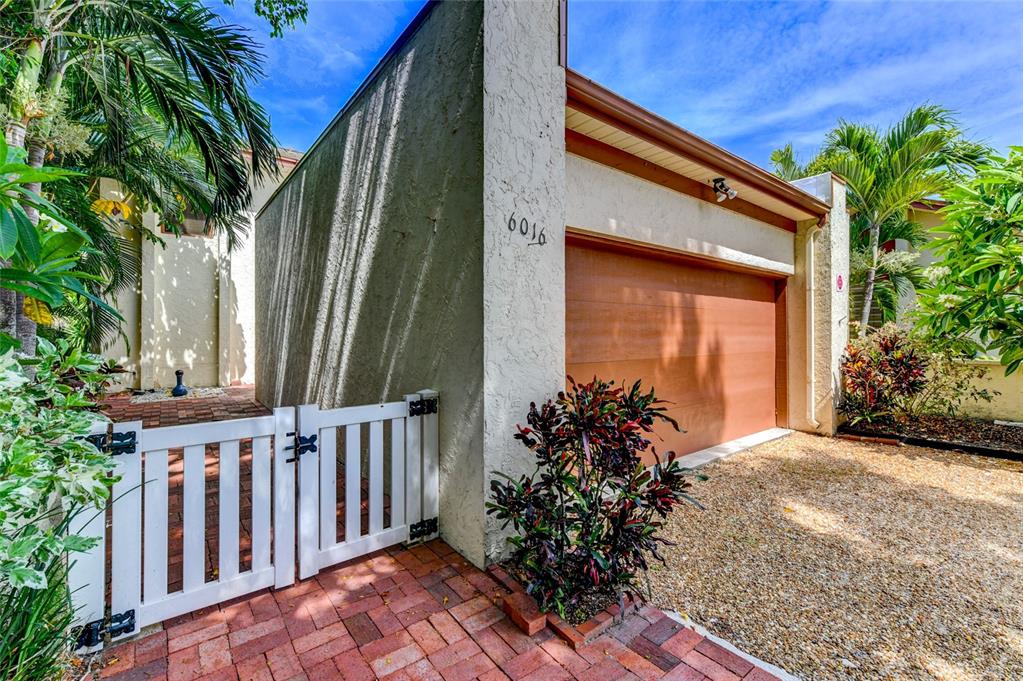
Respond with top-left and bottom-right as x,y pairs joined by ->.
96,540 -> 781,681
102,385 -> 271,427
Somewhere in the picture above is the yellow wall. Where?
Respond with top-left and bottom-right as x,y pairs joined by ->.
960,361 -> 1023,422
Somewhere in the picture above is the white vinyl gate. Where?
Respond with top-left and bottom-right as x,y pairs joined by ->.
68,391 -> 439,651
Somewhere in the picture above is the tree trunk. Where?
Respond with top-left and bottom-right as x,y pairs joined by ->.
858,222 -> 881,337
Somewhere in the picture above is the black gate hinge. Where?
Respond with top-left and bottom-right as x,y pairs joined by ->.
285,432 -> 317,463
76,610 -> 135,649
408,398 -> 438,417
84,431 -> 137,456
409,517 -> 438,541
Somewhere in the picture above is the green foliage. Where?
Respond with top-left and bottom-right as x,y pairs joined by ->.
226,0 -> 309,38
916,148 -> 1023,375
841,324 -> 995,425
770,107 -> 988,331
0,338 -> 119,679
487,378 -> 703,617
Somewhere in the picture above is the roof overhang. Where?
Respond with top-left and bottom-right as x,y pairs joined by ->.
565,69 -> 831,232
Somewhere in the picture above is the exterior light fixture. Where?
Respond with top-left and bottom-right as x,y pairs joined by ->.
712,177 -> 738,202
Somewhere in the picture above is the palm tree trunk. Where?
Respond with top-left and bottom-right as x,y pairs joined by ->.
858,222 -> 881,336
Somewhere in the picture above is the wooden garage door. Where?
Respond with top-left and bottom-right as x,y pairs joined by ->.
566,234 -> 784,461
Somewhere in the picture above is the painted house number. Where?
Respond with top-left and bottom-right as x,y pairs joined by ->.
507,212 -> 547,246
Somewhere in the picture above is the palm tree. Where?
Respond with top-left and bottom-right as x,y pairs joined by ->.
1,0 -> 291,352
770,107 -> 987,335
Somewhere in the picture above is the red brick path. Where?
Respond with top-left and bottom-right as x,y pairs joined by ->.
101,385 -> 271,427
97,540 -> 781,681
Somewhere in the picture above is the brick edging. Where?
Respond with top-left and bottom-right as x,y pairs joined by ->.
486,564 -> 642,650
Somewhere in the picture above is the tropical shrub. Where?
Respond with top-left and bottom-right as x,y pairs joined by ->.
840,326 -> 929,425
916,148 -> 1023,375
840,324 -> 995,425
0,339 -> 118,679
486,378 -> 703,617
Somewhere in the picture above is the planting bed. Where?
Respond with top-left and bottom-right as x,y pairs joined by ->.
849,414 -> 1023,457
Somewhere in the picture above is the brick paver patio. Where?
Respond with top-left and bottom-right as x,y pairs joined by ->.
96,539 -> 781,681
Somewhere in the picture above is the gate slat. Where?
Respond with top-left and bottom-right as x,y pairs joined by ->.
369,421 -> 384,535
219,440 -> 240,582
404,394 -> 422,527
419,389 -> 439,537
319,425 -> 337,549
345,424 -> 361,543
183,444 -> 206,593
390,418 -> 405,529
252,434 -> 272,574
111,421 -> 143,641
296,405 -> 319,579
144,449 -> 170,603
273,407 -> 297,587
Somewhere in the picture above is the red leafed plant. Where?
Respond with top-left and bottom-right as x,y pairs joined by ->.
486,377 -> 704,618
840,325 -> 929,425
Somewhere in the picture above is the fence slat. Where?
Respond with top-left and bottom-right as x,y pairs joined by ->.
404,394 -> 422,527
69,419 -> 110,651
345,424 -> 361,543
296,405 -> 320,579
369,421 -> 384,535
144,449 -> 169,603
390,418 -> 405,530
182,445 -> 206,593
273,407 -> 296,587
252,434 -> 272,574
111,421 -> 143,641
219,440 -> 240,582
419,389 -> 439,538
319,425 -> 337,550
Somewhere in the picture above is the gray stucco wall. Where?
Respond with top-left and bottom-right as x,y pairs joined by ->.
255,1 -> 488,561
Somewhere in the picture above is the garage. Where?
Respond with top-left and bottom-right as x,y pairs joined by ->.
566,233 -> 786,460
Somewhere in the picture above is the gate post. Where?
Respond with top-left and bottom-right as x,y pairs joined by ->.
418,389 -> 439,542
295,405 -> 321,580
273,406 -> 297,588
109,420 -> 143,642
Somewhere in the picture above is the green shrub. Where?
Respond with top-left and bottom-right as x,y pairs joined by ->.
841,324 -> 995,425
486,378 -> 703,617
0,339 -> 118,678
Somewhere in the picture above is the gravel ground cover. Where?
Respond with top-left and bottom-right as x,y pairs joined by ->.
649,432 -> 1023,681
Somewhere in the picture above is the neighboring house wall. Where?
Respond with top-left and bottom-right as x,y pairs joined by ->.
256,1 -> 488,564
101,154 -> 298,390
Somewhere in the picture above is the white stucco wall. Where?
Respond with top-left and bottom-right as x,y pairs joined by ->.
481,0 -> 566,563
565,154 -> 795,275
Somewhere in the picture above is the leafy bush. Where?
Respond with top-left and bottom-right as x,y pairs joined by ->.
486,378 -> 703,617
916,148 -> 1023,375
840,324 -> 995,425
841,325 -> 929,425
0,338 -> 118,678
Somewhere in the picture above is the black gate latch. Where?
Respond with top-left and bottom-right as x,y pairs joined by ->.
285,432 -> 317,463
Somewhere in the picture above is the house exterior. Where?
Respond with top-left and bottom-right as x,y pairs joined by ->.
254,0 -> 850,566
101,149 -> 301,390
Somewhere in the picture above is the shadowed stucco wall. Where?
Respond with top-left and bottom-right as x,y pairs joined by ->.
255,1 -> 488,562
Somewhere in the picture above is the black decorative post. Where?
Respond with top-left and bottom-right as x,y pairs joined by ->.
172,369 -> 189,397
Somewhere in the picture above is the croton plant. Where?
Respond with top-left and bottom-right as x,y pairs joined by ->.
487,377 -> 703,617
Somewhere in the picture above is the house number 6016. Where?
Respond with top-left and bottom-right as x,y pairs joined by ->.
507,213 -> 547,246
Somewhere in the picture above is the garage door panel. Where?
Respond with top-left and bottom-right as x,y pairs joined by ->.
567,300 -> 775,363
568,248 -> 776,305
566,236 -> 780,461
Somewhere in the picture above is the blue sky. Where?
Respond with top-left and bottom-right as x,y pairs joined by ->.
215,0 -> 1023,171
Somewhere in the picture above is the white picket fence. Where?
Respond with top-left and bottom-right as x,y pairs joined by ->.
68,390 -> 439,650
